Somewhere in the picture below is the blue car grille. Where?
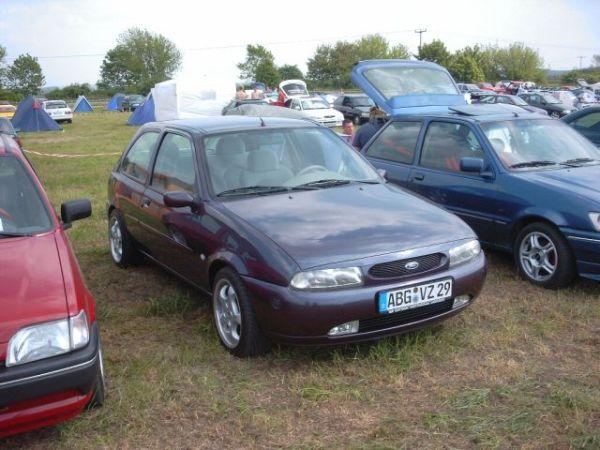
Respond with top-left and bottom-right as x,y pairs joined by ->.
368,253 -> 445,279
358,299 -> 454,332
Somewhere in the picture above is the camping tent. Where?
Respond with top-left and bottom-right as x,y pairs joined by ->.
127,92 -> 156,125
106,93 -> 125,111
11,95 -> 61,132
152,76 -> 234,121
74,95 -> 93,112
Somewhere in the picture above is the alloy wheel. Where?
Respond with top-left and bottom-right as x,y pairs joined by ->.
213,280 -> 242,348
519,231 -> 557,282
109,217 -> 123,263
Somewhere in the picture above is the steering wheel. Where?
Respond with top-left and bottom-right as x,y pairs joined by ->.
296,165 -> 329,178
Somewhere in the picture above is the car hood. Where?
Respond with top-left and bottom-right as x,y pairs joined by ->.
221,183 -> 475,269
0,233 -> 68,347
524,165 -> 600,204
303,109 -> 343,120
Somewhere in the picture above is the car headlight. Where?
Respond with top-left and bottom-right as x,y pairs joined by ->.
290,267 -> 363,290
589,212 -> 600,232
6,310 -> 89,367
449,240 -> 481,267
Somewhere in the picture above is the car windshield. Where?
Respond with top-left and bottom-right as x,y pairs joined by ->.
540,93 -> 561,104
301,99 -> 328,110
204,127 -> 380,196
0,118 -> 15,134
45,101 -> 67,109
351,96 -> 375,107
481,119 -> 600,169
0,156 -> 53,235
363,66 -> 458,99
282,83 -> 308,96
129,95 -> 144,102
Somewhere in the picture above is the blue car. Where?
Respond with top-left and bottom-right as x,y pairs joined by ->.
353,60 -> 600,288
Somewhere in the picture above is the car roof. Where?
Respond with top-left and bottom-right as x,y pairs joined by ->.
142,116 -> 319,134
391,104 -> 553,123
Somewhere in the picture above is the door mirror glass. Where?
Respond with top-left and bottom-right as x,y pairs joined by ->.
163,191 -> 197,209
61,199 -> 91,226
460,157 -> 485,173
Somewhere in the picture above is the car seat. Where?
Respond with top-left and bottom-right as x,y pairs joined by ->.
210,135 -> 248,193
241,149 -> 293,186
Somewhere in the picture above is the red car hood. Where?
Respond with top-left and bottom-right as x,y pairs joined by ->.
0,233 -> 68,357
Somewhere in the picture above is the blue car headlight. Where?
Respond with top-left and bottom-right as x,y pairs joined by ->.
6,310 -> 89,367
290,267 -> 363,290
589,213 -> 600,232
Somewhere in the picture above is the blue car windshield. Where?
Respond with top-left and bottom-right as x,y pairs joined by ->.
481,119 -> 600,169
203,127 -> 380,196
363,66 -> 459,99
0,156 -> 53,235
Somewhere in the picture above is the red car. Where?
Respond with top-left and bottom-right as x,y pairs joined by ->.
0,135 -> 104,438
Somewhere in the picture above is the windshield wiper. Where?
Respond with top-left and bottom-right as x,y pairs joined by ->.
510,160 -> 558,169
0,231 -> 32,238
217,185 -> 317,197
559,157 -> 598,166
299,179 -> 352,188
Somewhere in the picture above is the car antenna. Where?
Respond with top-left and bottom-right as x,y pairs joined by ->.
259,116 -> 266,127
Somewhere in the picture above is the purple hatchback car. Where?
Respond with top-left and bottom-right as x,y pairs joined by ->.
108,116 -> 486,356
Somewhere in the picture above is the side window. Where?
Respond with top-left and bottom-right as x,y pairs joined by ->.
420,122 -> 484,172
151,133 -> 197,193
342,97 -> 351,106
496,96 -> 510,104
573,112 -> 600,130
291,100 -> 301,111
365,121 -> 421,164
120,131 -> 159,183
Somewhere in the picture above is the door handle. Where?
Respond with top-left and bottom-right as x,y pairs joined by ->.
140,198 -> 151,208
413,173 -> 425,181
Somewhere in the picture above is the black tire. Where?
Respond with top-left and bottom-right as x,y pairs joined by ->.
88,345 -> 106,409
353,115 -> 361,125
514,222 -> 576,289
108,209 -> 141,268
67,119 -> 72,124
212,268 -> 270,357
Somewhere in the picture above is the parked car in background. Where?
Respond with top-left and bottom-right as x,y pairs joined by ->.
478,94 -> 548,115
573,89 -> 599,108
477,82 -> 497,92
42,100 -> 73,123
221,99 -> 268,115
313,91 -> 339,107
562,106 -> 600,146
0,136 -> 104,438
0,117 -> 22,148
107,116 -> 486,356
551,90 -> 579,109
120,95 -> 145,112
352,59 -> 600,288
285,97 -> 344,127
333,93 -> 376,124
518,92 -> 574,118
0,104 -> 16,119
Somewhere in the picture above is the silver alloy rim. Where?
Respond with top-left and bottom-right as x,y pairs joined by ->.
109,217 -> 123,263
213,280 -> 242,349
519,231 -> 557,282
99,347 -> 106,390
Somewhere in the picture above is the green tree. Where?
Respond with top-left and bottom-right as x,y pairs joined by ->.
592,54 -> 600,67
237,44 -> 276,81
278,64 -> 303,81
5,53 -> 45,96
255,59 -> 280,87
449,53 -> 485,83
0,45 -> 7,89
99,28 -> 182,93
417,39 -> 452,67
493,43 -> 544,82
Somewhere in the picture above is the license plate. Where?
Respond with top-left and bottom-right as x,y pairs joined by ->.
378,278 -> 453,314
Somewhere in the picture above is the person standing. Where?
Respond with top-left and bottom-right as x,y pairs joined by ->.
251,88 -> 264,99
352,107 -> 386,150
235,86 -> 247,101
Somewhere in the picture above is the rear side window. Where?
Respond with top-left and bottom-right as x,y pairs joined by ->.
573,112 -> 600,130
420,122 -> 484,172
120,131 -> 159,183
365,121 -> 421,164
151,133 -> 197,193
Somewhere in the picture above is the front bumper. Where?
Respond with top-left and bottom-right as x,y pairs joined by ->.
244,252 -> 486,345
563,227 -> 600,281
0,322 -> 100,438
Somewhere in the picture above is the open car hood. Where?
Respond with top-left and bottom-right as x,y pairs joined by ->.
351,60 -> 467,116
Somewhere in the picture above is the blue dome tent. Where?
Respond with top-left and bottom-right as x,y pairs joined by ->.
74,95 -> 93,112
106,93 -> 125,111
127,93 -> 156,125
11,95 -> 61,132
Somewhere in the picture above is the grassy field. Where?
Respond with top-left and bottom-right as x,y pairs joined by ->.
4,111 -> 599,449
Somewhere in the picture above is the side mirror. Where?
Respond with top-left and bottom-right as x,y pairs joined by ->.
61,199 -> 91,228
377,168 -> 387,180
163,191 -> 200,211
460,157 -> 485,173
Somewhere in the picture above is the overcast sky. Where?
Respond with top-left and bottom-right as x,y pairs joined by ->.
2,0 -> 599,87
